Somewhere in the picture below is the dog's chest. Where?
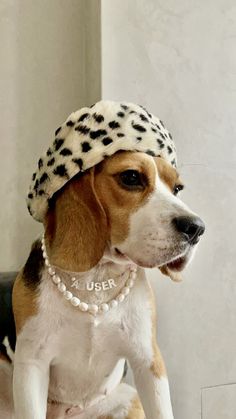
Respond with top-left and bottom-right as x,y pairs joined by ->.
40,285 -> 127,404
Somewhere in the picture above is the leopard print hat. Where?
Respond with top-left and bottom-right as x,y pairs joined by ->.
27,100 -> 177,222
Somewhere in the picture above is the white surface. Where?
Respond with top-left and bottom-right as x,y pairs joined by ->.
202,384 -> 236,419
102,1 -> 236,418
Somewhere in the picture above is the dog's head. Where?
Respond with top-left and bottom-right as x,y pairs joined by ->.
44,150 -> 205,281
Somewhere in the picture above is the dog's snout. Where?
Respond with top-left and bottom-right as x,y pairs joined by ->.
173,216 -> 205,244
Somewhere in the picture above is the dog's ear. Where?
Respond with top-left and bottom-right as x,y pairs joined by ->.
159,265 -> 183,282
44,168 -> 108,272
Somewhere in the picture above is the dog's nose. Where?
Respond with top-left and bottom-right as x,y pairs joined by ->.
173,216 -> 205,244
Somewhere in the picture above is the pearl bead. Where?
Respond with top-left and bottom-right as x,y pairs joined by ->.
64,291 -> 73,300
130,272 -> 136,280
109,299 -> 118,309
58,282 -> 66,293
100,303 -> 109,312
41,233 -> 137,314
122,286 -> 130,296
127,279 -> 134,288
52,275 -> 61,285
48,267 -> 55,276
88,304 -> 99,314
71,297 -> 80,306
117,294 -> 125,303
79,302 -> 89,312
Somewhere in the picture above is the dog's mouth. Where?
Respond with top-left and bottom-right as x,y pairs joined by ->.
165,255 -> 187,272
114,247 -> 190,271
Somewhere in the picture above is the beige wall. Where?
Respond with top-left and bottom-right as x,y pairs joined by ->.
101,1 -> 236,418
1,1 -> 236,418
0,0 -> 101,270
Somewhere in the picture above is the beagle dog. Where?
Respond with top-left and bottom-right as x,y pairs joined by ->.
0,150 -> 204,419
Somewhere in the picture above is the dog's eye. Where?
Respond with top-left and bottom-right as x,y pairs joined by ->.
119,170 -> 144,189
173,184 -> 184,196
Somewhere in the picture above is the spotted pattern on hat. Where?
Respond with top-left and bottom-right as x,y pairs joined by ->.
27,100 -> 177,222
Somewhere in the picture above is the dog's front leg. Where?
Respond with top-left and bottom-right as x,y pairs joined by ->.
129,342 -> 174,419
13,342 -> 49,419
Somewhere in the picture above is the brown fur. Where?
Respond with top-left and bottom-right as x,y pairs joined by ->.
97,416 -> 113,419
44,169 -> 108,272
125,396 -> 145,419
12,271 -> 38,335
155,157 -> 183,192
94,151 -> 157,245
43,151 -> 159,271
149,287 -> 166,378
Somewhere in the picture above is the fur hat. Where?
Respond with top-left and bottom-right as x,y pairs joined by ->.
27,100 -> 177,222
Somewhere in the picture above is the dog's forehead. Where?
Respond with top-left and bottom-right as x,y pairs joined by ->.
154,157 -> 181,187
96,151 -> 181,189
96,150 -> 156,174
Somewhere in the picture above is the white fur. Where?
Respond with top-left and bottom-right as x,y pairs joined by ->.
9,165 -> 203,419
117,166 -> 197,268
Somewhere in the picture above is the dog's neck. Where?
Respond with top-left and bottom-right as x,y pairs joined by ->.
43,240 -> 137,306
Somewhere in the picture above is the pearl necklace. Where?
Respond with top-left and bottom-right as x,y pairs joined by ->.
41,235 -> 137,315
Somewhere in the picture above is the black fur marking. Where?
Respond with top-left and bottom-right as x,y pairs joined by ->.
146,150 -> 156,157
131,121 -> 146,133
28,193 -> 33,199
23,240 -> 44,290
53,164 -> 69,177
122,360 -> 128,379
32,173 -> 36,181
75,125 -> 90,135
157,139 -> 165,149
39,172 -> 49,184
169,133 -> 173,140
160,133 -> 166,140
93,113 -> 104,123
47,157 -> 55,166
90,103 -> 95,108
34,179 -> 39,191
117,133 -> 125,137
66,120 -> 75,127
159,120 -> 164,127
90,129 -> 107,139
81,142 -> 92,153
38,158 -> 43,169
109,121 -> 120,129
117,111 -> 125,118
59,148 -> 73,156
27,204 -> 33,215
121,104 -> 129,110
167,146 -> 173,154
72,158 -> 83,170
102,137 -> 113,146
55,126 -> 61,136
46,148 -> 52,156
151,127 -> 157,133
171,158 -> 176,166
54,138 -> 64,151
136,137 -> 142,141
139,113 -> 149,122
129,110 -> 136,115
78,113 -> 90,123
139,105 -> 152,118
38,190 -> 45,196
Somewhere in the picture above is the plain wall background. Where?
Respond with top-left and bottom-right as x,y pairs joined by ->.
101,1 -> 236,418
1,1 -> 236,418
0,0 -> 101,270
